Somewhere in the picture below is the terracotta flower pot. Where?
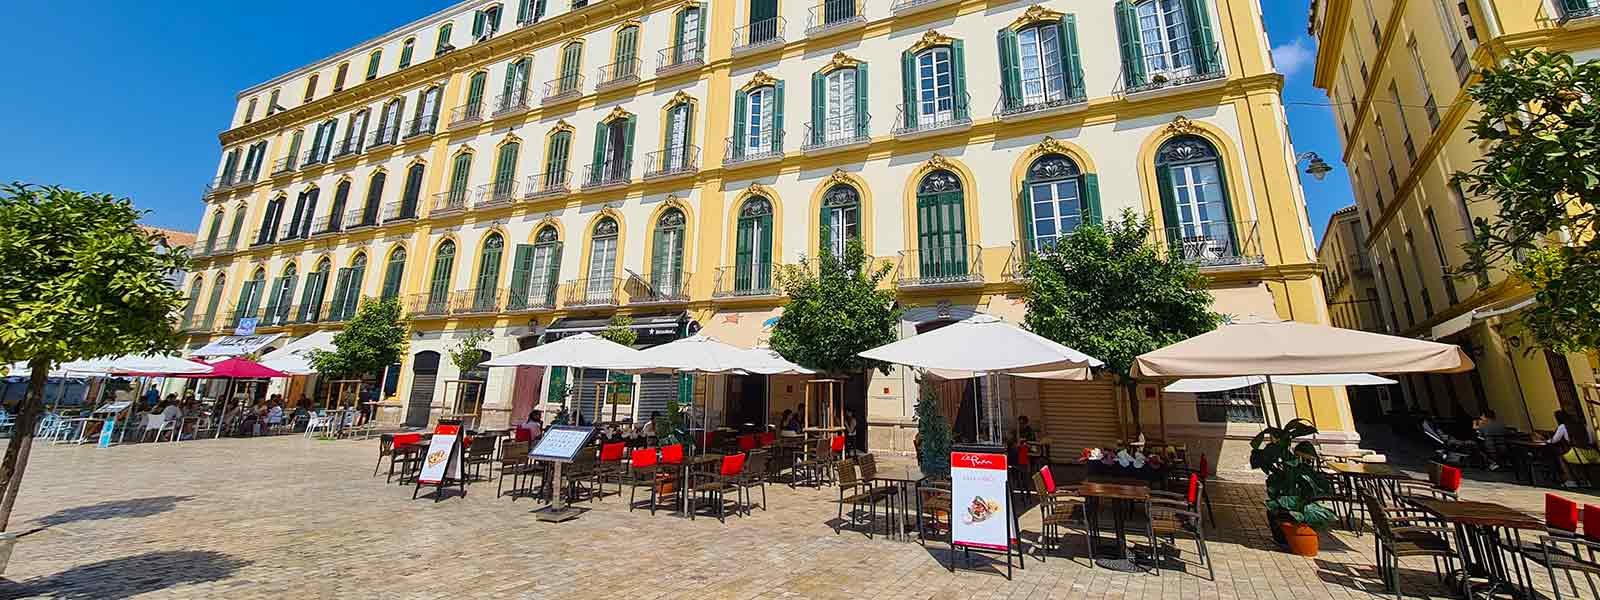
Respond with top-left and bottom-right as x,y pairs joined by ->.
1278,521 -> 1320,557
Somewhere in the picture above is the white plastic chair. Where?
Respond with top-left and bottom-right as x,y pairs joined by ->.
304,412 -> 334,438
35,413 -> 69,442
141,413 -> 175,443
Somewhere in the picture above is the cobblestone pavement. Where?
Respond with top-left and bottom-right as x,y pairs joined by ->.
0,436 -> 1596,599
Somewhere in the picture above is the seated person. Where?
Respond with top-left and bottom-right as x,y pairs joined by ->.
1541,410 -> 1600,489
1472,410 -> 1508,470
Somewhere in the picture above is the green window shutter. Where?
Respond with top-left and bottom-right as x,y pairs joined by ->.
1115,1 -> 1146,88
204,279 -> 226,326
328,268 -> 353,320
346,264 -> 366,316
399,43 -> 414,68
467,72 -> 486,107
450,153 -> 472,198
1155,165 -> 1181,250
548,366 -> 568,403
489,7 -> 502,31
205,215 -> 223,251
682,104 -> 695,150
477,246 -> 503,292
757,213 -> 773,288
854,63 -> 870,137
545,242 -> 563,304
696,7 -> 706,53
622,116 -> 637,166
677,372 -> 693,405
228,212 -> 245,245
436,24 -> 453,54
473,10 -> 487,37
900,50 -> 918,128
496,143 -> 518,188
382,254 -> 405,299
674,9 -> 687,55
810,71 -> 824,146
1018,186 -> 1034,254
509,244 -> 535,307
997,29 -> 1021,108
591,122 -> 608,179
221,150 -> 240,181
951,40 -> 968,121
367,51 -> 382,80
1062,15 -> 1085,100
771,81 -> 785,155
1082,173 -> 1103,225
502,63 -> 518,99
731,90 -> 748,160
296,270 -> 323,322
651,228 -> 668,288
535,0 -> 547,19
233,281 -> 254,321
1183,0 -> 1219,74
735,217 -> 753,288
429,252 -> 454,303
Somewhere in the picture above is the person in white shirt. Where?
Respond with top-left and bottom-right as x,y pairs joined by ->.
1541,410 -> 1600,488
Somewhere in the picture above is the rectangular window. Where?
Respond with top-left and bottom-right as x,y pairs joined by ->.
333,64 -> 349,92
1017,26 -> 1064,105
1404,232 -> 1434,316
1424,207 -> 1460,305
1389,84 -> 1415,164
1195,386 -> 1265,423
824,69 -> 857,142
1389,248 -> 1415,326
1138,0 -> 1193,76
745,88 -> 773,154
1029,179 -> 1083,250
916,48 -> 955,126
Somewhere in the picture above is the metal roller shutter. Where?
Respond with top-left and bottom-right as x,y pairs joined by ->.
637,374 -> 676,422
574,368 -> 609,424
1037,378 -> 1121,451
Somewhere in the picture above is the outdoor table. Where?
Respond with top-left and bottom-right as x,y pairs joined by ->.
1406,497 -> 1544,598
1079,479 -> 1152,573
1327,461 -> 1415,502
871,465 -> 925,542
673,453 -> 724,517
1507,440 -> 1549,485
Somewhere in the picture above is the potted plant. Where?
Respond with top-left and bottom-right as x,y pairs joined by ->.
1249,418 -> 1337,557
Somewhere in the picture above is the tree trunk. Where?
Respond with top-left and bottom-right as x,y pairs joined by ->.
0,356 -> 52,532
1122,379 -> 1142,437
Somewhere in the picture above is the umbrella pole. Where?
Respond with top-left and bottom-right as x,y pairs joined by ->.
216,378 -> 234,439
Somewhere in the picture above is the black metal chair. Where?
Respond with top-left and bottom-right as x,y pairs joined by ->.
1362,493 -> 1459,599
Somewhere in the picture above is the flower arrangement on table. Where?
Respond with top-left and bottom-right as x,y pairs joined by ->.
1080,444 -> 1183,472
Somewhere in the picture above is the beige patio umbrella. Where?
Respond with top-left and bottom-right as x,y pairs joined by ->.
1132,316 -> 1474,426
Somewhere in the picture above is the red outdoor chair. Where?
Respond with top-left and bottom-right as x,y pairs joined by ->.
627,448 -> 670,513
379,432 -> 424,482
738,434 -> 757,452
691,452 -> 748,522
595,442 -> 628,497
513,427 -> 532,442
661,443 -> 685,465
1520,495 -> 1600,600
758,431 -> 777,447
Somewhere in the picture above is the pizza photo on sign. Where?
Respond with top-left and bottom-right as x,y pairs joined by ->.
964,495 -> 1002,525
427,450 -> 448,466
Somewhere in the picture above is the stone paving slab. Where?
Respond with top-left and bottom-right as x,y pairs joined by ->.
0,436 -> 1595,599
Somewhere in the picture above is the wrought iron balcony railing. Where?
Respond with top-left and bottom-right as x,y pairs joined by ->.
431,189 -> 469,216
1158,220 -> 1265,269
301,147 -> 331,168
807,0 -> 865,36
450,102 -> 485,129
629,272 -> 692,304
733,17 -> 785,53
643,145 -> 700,179
713,263 -> 780,298
995,85 -> 1087,119
803,114 -> 871,152
311,214 -> 342,237
523,170 -> 572,200
507,281 -> 560,312
475,180 -> 520,208
403,115 -> 439,140
565,276 -> 623,308
409,293 -> 452,318
367,123 -> 402,149
1123,43 -> 1225,95
892,92 -> 972,137
724,131 -> 785,166
382,201 -> 419,223
333,136 -> 363,159
344,207 -> 378,230
896,245 -> 985,288
451,287 -> 505,315
272,156 -> 297,175
583,159 -> 632,189
891,0 -> 955,13
597,58 -> 642,89
543,74 -> 584,105
657,42 -> 705,75
493,91 -> 533,117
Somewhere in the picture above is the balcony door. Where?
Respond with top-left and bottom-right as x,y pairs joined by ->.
915,169 -> 968,281
824,69 -> 857,143
1137,0 -> 1194,79
821,184 -> 859,257
915,47 -> 955,128
587,218 -> 619,301
1017,25 -> 1066,107
1156,136 -> 1237,261
743,86 -> 774,156
652,209 -> 686,297
664,103 -> 692,171
734,197 -> 773,293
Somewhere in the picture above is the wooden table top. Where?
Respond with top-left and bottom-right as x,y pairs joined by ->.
873,466 -> 925,483
1078,480 -> 1151,501
1327,462 -> 1407,478
1408,498 -> 1544,530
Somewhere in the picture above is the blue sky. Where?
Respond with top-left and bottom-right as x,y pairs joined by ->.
0,1 -> 1352,241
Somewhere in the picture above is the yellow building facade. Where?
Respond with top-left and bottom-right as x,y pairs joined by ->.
1310,0 -> 1600,435
185,0 -> 1344,465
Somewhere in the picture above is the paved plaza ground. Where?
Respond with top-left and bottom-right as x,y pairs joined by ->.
0,435 -> 1596,599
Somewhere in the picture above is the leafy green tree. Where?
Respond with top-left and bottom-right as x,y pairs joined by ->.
1022,210 -> 1219,424
598,314 -> 638,347
914,378 -> 952,478
769,239 -> 902,375
448,328 -> 492,374
0,184 -> 188,531
1455,49 -> 1600,352
308,297 -> 408,382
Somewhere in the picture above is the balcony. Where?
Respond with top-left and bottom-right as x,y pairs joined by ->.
643,145 -> 700,180
493,91 -> 533,117
278,218 -> 308,242
271,156 -> 297,176
1560,3 -> 1600,24
450,102 -> 485,130
656,43 -> 705,76
452,288 -> 504,315
543,74 -> 584,106
507,282 -> 560,312
896,245 -> 984,289
431,189 -> 469,216
382,201 -> 419,223
807,1 -> 865,36
1124,43 -> 1225,96
1158,220 -> 1265,269
474,180 -> 520,208
333,137 -> 363,160
891,0 -> 958,15
523,170 -> 572,200
583,159 -> 632,190
995,87 -> 1087,121
892,93 -> 972,138
367,124 -> 401,149
724,131 -> 785,167
596,58 -> 642,90
403,115 -> 439,140
310,214 -> 342,238
204,175 -> 237,196
630,272 -> 692,305
344,207 -> 377,231
1347,251 -> 1372,275
712,264 -> 780,299
249,228 -> 275,248
565,277 -> 623,308
1003,242 -> 1032,282
802,114 -> 871,154
325,297 -> 363,323
409,294 -> 452,318
733,17 -> 785,54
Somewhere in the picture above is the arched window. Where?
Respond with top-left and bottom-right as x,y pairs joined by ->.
511,226 -> 562,310
298,258 -> 333,323
435,23 -> 454,55
235,267 -> 268,325
366,49 -> 383,81
220,148 -> 241,185
734,197 -> 774,294
545,128 -> 573,187
1022,153 -> 1097,252
463,71 -> 487,121
327,180 -> 352,232
287,186 -> 320,240
1155,135 -> 1237,261
492,141 -> 519,201
284,130 -> 304,171
381,246 -> 407,300
914,169 -> 969,280
734,82 -> 782,159
426,240 -> 457,314
473,4 -> 503,38
820,184 -> 860,257
227,208 -> 246,250
360,171 -> 386,226
586,218 -> 619,302
651,209 -> 687,297
258,195 -> 287,245
344,109 -> 370,155
557,42 -> 583,94
444,152 -> 473,210
264,263 -> 298,326
612,25 -> 640,80
413,86 -> 442,134
334,62 -> 349,92
472,233 -> 505,311
203,274 -> 227,328
304,74 -> 320,103
900,39 -> 969,129
330,253 -> 368,321
377,98 -> 405,145
182,277 -> 204,329
204,210 -> 224,253
399,163 -> 425,219
309,119 -> 338,163
399,37 -> 416,69
590,113 -> 635,185
501,57 -> 531,109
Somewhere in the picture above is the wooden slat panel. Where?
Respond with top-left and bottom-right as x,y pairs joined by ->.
1038,379 -> 1120,452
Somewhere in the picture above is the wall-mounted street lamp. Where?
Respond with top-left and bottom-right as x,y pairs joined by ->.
1297,151 -> 1334,181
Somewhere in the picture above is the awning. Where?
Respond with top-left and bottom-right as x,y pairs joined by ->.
259,330 -> 339,375
1209,283 -> 1279,322
545,313 -> 687,341
1430,295 -> 1535,340
190,333 -> 284,358
698,308 -> 782,348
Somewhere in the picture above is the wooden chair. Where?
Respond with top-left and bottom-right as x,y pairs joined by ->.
833,459 -> 891,537
1030,470 -> 1093,565
376,432 -> 424,478
625,448 -> 665,513
389,443 -> 426,484
1362,493 -> 1459,599
915,482 -> 957,572
462,435 -> 498,482
690,453 -> 747,522
791,438 -> 835,488
734,451 -> 770,514
1149,473 -> 1212,579
496,441 -> 531,498
593,442 -> 629,499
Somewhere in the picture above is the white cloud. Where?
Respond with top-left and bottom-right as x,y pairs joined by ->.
1272,37 -> 1316,76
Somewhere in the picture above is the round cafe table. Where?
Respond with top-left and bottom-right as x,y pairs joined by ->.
1078,479 -> 1153,573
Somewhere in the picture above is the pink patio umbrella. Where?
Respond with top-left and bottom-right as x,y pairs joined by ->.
173,358 -> 288,438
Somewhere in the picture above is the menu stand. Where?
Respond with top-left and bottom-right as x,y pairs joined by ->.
531,425 -> 596,523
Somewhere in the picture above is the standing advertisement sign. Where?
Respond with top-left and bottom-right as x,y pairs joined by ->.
531,425 -> 596,522
413,419 -> 466,501
949,445 -> 1017,578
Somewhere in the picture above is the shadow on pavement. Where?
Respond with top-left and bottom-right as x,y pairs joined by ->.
0,550 -> 248,600
28,495 -> 194,530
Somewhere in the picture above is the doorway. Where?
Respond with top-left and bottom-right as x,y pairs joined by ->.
406,351 -> 440,428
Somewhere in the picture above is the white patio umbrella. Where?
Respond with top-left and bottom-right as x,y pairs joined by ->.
258,331 -> 340,376
97,354 -> 214,375
631,335 -> 758,374
1163,373 -> 1398,393
482,333 -> 655,425
740,348 -> 814,376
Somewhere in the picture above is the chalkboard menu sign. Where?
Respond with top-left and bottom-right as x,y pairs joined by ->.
531,426 -> 595,463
